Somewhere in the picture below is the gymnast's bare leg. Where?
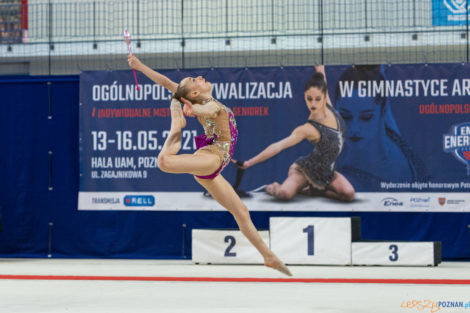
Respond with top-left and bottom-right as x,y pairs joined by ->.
323,172 -> 355,202
196,175 -> 292,276
266,163 -> 354,202
157,101 -> 221,176
159,100 -> 186,157
157,101 -> 292,276
265,164 -> 309,201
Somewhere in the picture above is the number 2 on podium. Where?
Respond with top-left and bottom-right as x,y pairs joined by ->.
303,225 -> 315,256
224,235 -> 237,257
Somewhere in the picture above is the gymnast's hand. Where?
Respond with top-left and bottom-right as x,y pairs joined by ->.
314,65 -> 325,74
180,97 -> 195,117
127,54 -> 144,72
231,159 -> 253,170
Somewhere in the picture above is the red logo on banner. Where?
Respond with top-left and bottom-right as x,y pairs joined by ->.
438,198 -> 446,206
463,151 -> 470,160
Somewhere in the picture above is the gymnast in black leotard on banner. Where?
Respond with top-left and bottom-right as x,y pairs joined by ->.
235,66 -> 355,202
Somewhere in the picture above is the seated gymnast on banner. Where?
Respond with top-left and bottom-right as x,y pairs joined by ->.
234,66 -> 355,202
127,55 -> 292,276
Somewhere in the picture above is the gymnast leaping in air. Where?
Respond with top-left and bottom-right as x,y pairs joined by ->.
128,55 -> 292,276
235,66 -> 355,202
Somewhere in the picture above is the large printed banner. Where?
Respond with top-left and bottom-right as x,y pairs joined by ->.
79,64 -> 470,212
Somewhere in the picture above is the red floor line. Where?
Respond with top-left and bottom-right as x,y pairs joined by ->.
0,275 -> 469,284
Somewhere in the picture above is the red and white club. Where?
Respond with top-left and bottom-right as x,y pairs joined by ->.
123,29 -> 140,90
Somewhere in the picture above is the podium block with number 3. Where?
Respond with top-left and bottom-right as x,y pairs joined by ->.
352,242 -> 441,266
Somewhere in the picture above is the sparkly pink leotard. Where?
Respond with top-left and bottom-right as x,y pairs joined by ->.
194,98 -> 238,179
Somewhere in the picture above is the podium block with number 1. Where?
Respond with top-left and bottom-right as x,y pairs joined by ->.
270,217 -> 353,265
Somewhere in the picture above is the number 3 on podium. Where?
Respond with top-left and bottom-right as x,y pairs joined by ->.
389,244 -> 399,261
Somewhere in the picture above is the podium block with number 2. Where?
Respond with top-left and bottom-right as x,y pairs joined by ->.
270,217 -> 352,265
192,229 -> 269,264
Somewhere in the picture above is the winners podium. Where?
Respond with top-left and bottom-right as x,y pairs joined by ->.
192,217 -> 441,266
192,229 -> 269,264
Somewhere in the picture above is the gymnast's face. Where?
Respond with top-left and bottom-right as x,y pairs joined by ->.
336,91 -> 383,144
181,76 -> 212,100
304,87 -> 327,113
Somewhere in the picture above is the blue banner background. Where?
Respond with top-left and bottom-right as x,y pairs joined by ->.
80,64 -> 470,194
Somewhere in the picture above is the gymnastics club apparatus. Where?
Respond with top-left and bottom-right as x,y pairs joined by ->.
123,29 -> 140,90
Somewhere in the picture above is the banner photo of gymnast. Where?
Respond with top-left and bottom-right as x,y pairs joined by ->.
78,63 -> 470,212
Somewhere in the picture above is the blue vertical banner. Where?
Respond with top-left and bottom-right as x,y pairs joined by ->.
432,0 -> 469,25
79,64 -> 470,212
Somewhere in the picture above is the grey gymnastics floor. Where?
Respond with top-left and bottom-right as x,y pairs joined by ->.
0,259 -> 469,313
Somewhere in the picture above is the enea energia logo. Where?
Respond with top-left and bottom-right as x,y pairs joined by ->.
124,195 -> 155,207
381,197 -> 404,207
443,122 -> 470,175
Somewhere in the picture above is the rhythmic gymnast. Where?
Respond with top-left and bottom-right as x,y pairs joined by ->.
235,66 -> 355,202
128,55 -> 292,276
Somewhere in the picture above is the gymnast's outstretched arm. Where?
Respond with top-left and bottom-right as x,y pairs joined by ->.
314,65 -> 331,105
241,124 -> 319,169
128,54 -> 178,93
